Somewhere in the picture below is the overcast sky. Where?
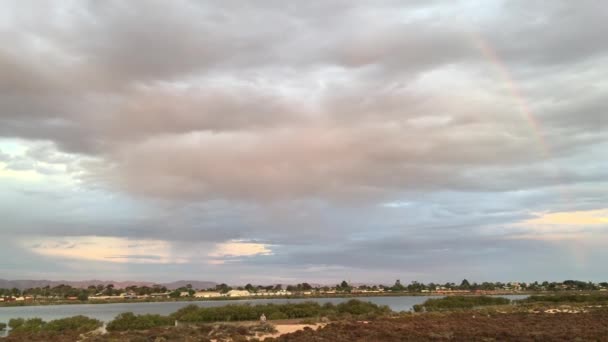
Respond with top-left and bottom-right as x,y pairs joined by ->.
0,0 -> 607,285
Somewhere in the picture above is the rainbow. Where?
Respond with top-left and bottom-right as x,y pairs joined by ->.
470,35 -> 570,218
470,35 -> 552,160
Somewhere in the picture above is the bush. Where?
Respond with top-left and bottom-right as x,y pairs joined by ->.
172,300 -> 390,323
337,299 -> 391,315
8,318 -> 25,330
106,312 -> 174,331
268,311 -> 288,320
6,316 -> 102,335
8,317 -> 45,333
414,296 -> 511,312
250,322 -> 278,334
44,315 -> 102,332
519,294 -> 608,304
0,322 -> 6,331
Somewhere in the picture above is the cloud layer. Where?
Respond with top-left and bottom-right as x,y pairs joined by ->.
0,0 -> 607,283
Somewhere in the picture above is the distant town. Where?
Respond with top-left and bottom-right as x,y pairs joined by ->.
1,279 -> 606,305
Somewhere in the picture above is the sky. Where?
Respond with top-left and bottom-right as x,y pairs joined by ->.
0,0 -> 607,285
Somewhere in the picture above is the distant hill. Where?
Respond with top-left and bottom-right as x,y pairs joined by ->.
0,279 -> 217,290
162,280 -> 218,290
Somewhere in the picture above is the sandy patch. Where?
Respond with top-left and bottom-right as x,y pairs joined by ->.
262,323 -> 325,339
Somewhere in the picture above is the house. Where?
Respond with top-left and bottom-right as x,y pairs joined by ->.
193,291 -> 222,298
179,292 -> 191,297
90,295 -> 113,300
150,293 -> 170,298
275,290 -> 292,296
227,290 -> 251,297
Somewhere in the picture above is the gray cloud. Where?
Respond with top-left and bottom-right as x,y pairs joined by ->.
0,0 -> 607,282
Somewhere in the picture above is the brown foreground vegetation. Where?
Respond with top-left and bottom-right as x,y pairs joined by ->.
5,311 -> 608,341
267,310 -> 608,341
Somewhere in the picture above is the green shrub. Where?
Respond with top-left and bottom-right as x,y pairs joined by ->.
519,294 -> 608,304
250,323 -> 277,333
44,315 -> 102,332
8,318 -> 25,330
6,316 -> 102,334
0,322 -> 6,331
171,304 -> 200,320
172,300 -> 390,323
106,312 -> 174,331
337,299 -> 391,315
268,311 -> 288,320
414,296 -> 511,312
8,317 -> 45,333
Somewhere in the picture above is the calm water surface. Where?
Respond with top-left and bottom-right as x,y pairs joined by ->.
0,295 -> 528,335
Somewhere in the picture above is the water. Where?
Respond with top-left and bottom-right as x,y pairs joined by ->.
0,295 -> 529,335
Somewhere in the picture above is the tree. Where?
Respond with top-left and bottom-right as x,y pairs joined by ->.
460,279 -> 471,290
216,283 -> 232,294
391,279 -> 405,292
105,284 -> 115,296
407,281 -> 425,292
77,291 -> 89,301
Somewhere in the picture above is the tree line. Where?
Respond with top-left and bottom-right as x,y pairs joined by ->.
1,279 -> 605,301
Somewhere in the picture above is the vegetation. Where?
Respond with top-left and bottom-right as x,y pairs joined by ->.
264,311 -> 608,341
0,323 -> 6,331
6,316 -> 101,334
519,293 -> 608,304
413,296 -> 511,312
96,299 -> 391,332
3,278 -> 608,309
6,294 -> 608,341
8,318 -> 45,333
172,300 -> 389,324
71,323 -> 277,342
106,312 -> 174,331
43,315 -> 102,333
0,283 -> 169,300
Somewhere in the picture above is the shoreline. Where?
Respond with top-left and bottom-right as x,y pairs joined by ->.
0,290 -> 573,308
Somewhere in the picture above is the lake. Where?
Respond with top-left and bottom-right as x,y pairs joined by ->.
0,295 -> 529,335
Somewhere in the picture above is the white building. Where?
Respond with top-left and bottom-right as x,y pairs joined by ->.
227,290 -> 251,297
193,291 -> 223,298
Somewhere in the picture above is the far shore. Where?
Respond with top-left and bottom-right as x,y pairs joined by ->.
0,290 -> 564,308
